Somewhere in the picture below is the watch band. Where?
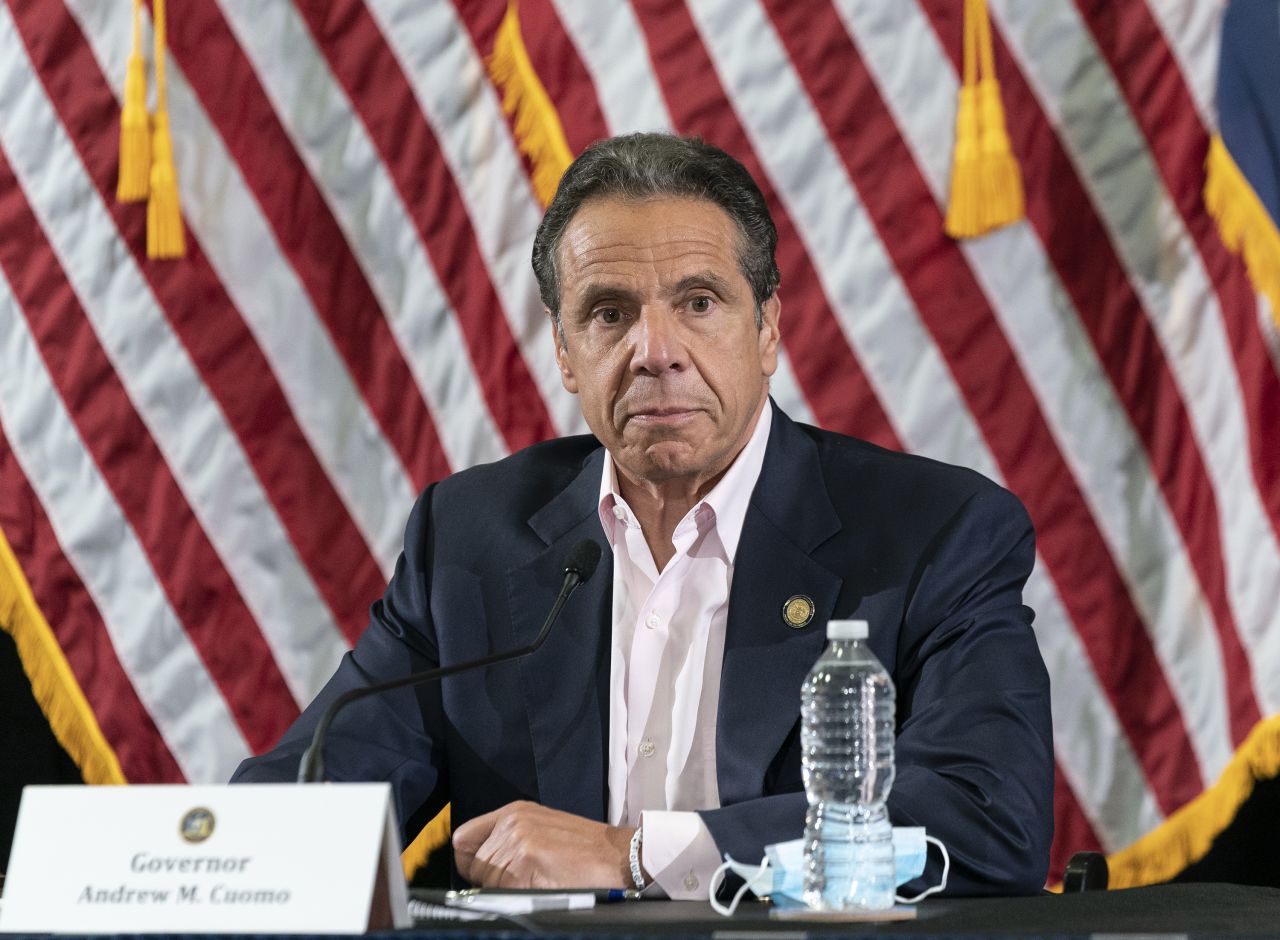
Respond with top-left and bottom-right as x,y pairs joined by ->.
628,826 -> 646,891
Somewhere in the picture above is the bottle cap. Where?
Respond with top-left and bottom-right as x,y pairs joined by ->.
827,619 -> 868,640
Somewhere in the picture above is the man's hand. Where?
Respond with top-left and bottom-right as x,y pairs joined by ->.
452,801 -> 638,889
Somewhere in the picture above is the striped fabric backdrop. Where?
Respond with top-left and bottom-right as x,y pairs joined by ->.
1,0 -> 1277,882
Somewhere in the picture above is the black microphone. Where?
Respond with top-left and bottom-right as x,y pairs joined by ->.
297,539 -> 602,783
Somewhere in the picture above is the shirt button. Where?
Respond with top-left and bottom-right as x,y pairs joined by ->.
683,873 -> 699,891
612,505 -> 626,521
639,738 -> 656,758
645,612 -> 660,629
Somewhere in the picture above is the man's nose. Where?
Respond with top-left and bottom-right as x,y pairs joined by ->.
630,308 -> 688,375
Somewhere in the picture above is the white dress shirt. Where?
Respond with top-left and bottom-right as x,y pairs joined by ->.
597,405 -> 772,899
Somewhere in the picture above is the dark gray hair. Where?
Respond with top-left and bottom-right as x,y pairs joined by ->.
531,133 -> 780,329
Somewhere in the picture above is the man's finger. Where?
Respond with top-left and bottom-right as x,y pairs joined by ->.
482,840 -> 522,889
467,826 -> 524,888
452,806 -> 501,852
452,807 -> 503,882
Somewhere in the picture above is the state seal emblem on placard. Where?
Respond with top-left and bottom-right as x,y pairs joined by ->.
179,807 -> 215,843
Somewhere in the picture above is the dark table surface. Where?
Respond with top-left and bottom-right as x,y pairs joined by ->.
396,883 -> 1280,939
1,882 -> 1272,939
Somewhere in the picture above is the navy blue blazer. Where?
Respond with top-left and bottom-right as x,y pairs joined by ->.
233,403 -> 1053,895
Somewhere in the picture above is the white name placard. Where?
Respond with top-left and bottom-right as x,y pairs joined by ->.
0,784 -> 409,934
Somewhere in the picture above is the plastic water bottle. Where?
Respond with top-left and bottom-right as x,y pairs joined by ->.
801,619 -> 896,911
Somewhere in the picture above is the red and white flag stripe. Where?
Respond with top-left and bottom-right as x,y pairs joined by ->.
1,0 -> 1275,880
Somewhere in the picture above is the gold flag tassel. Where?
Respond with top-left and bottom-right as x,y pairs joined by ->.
116,0 -> 150,202
945,0 -> 1025,239
1205,135 -> 1280,331
972,0 -> 1023,231
146,0 -> 185,259
487,2 -> 573,208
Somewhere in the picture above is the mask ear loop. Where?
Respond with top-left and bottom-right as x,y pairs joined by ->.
709,855 -> 770,917
895,835 -> 950,904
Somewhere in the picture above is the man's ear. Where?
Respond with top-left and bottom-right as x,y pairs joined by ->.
758,292 -> 781,378
549,311 -> 579,394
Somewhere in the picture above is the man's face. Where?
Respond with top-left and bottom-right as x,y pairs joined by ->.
552,196 -> 780,492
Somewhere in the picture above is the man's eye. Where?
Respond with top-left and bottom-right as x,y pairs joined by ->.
595,307 -> 622,325
689,296 -> 713,313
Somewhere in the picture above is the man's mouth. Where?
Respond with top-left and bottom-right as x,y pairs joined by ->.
627,407 -> 700,425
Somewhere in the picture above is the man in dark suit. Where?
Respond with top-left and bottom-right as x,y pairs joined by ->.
233,134 -> 1052,897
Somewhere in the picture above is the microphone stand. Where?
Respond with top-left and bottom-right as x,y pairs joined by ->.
297,541 -> 600,783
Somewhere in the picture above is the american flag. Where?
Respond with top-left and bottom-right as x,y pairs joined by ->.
1,0 -> 1276,884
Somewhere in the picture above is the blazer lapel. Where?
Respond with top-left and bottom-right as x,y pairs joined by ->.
508,449 -> 612,820
717,405 -> 843,805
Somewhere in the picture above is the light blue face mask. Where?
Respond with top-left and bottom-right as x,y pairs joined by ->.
710,828 -> 950,915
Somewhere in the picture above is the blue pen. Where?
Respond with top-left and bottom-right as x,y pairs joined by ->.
600,888 -> 643,902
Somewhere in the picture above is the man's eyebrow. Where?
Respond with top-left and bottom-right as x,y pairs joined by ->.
671,272 -> 739,299
572,282 -> 642,314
